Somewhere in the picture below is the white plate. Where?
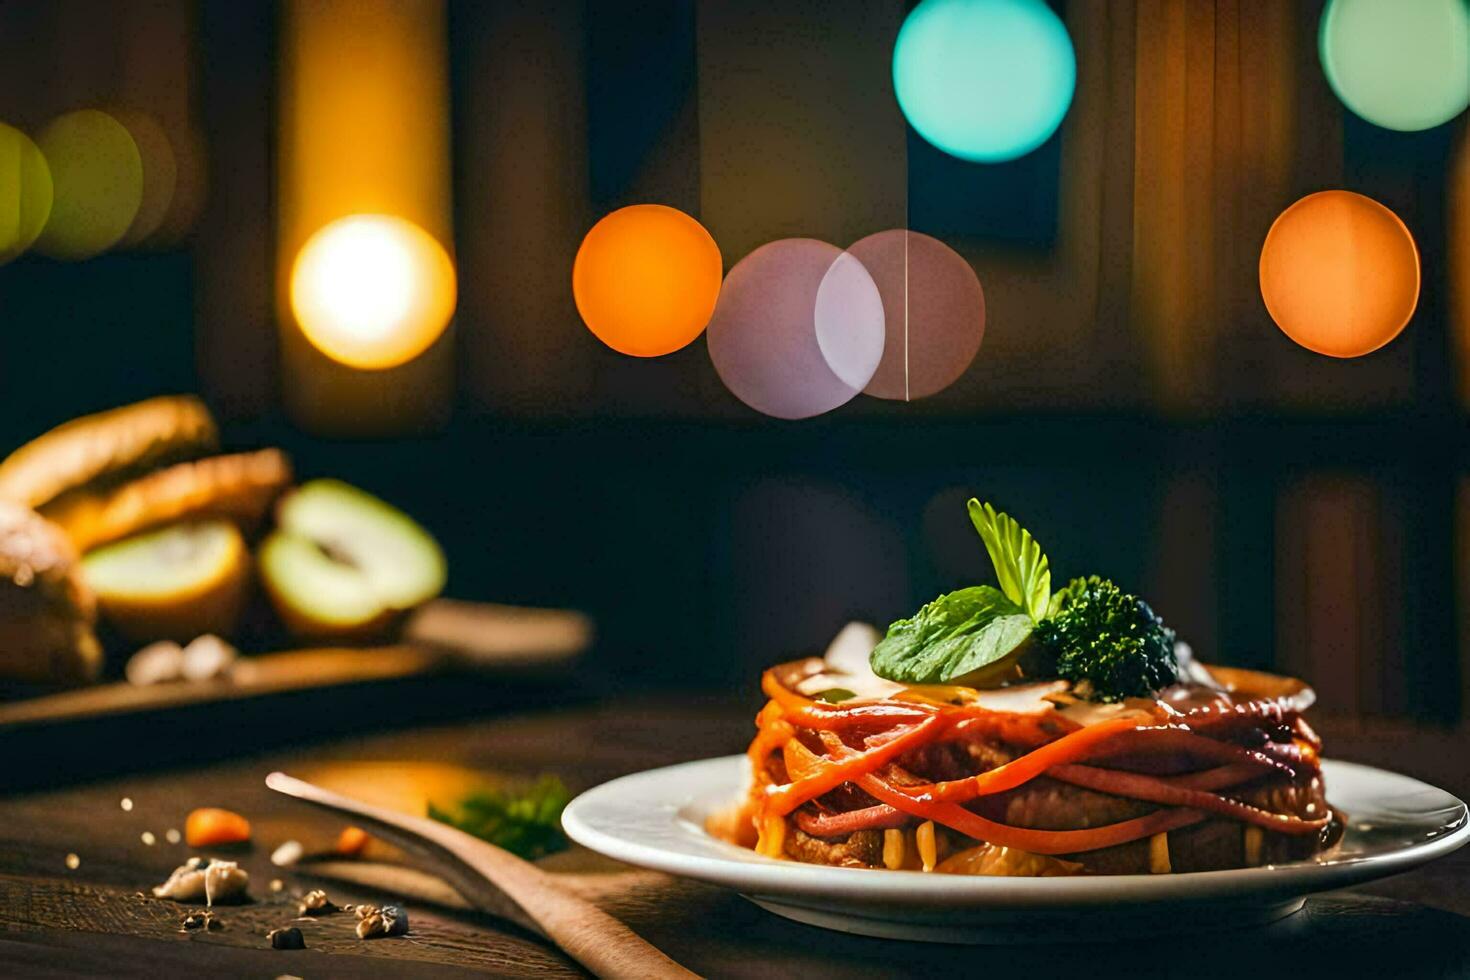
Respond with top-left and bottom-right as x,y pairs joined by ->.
563,755 -> 1470,943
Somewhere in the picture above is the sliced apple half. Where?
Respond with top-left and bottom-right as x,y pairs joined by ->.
259,479 -> 446,641
81,519 -> 250,643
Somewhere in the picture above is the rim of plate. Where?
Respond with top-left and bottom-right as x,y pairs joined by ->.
563,755 -> 1470,907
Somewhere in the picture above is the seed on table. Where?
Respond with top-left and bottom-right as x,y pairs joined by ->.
140,831 -> 156,846
64,853 -> 80,870
268,926 -> 306,950
120,797 -> 133,812
165,828 -> 181,844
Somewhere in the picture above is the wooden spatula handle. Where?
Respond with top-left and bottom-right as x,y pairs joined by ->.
266,772 -> 698,980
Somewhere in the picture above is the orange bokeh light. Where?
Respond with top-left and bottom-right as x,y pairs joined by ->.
572,204 -> 723,357
1259,190 -> 1420,358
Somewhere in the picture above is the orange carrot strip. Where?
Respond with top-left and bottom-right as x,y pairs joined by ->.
748,703 -> 794,769
764,714 -> 945,817
784,738 -> 1204,854
762,668 -> 820,714
760,669 -> 933,730
888,715 -> 1149,804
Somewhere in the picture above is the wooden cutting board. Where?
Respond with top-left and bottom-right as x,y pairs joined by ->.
0,599 -> 592,732
0,600 -> 595,791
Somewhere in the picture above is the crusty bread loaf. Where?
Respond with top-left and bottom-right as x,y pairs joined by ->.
0,396 -> 218,509
41,448 -> 293,553
0,502 -> 101,684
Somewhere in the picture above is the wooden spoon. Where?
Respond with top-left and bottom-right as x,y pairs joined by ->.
265,771 -> 698,980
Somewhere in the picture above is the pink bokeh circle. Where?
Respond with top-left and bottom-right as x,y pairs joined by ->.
707,238 -> 885,419
847,229 -> 985,401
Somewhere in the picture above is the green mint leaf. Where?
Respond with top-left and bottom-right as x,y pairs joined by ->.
870,585 -> 1034,684
967,499 -> 1051,622
428,775 -> 571,860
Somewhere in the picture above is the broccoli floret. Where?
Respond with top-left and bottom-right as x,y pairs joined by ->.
1031,576 -> 1177,701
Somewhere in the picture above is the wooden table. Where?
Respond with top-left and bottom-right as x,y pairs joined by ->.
1,696 -> 1468,978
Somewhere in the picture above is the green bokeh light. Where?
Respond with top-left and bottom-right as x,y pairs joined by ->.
0,122 -> 54,266
33,109 -> 143,261
1319,0 -> 1470,132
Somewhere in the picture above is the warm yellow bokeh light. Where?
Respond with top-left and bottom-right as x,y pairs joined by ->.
572,204 -> 723,357
0,122 -> 53,265
289,214 -> 457,371
33,109 -> 143,261
1259,190 -> 1420,358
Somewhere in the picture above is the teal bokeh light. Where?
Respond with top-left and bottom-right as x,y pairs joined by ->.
1318,0 -> 1470,132
892,0 -> 1076,163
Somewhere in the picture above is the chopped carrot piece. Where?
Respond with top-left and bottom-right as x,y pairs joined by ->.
335,825 -> 369,856
185,807 -> 251,847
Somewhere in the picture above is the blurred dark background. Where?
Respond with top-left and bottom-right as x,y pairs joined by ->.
0,0 -> 1466,724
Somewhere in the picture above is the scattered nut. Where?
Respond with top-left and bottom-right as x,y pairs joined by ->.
140,831 -> 156,846
154,857 -> 209,900
268,926 -> 306,950
297,889 -> 336,916
355,904 -> 408,939
64,853 -> 80,870
180,910 -> 224,932
153,856 -> 250,904
269,878 -> 284,893
125,641 -> 184,686
270,840 -> 303,867
165,828 -> 181,844
180,634 -> 237,681
120,797 -> 134,812
204,860 -> 250,905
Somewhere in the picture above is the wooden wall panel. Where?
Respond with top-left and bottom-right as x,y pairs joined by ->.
0,0 -> 205,427
195,0 -> 276,422
1459,478 -> 1470,725
452,0 -> 595,416
1452,123 -> 1470,407
695,0 -> 908,265
1275,474 -> 1405,717
1148,469 -> 1220,660
932,0 -> 1145,413
276,0 -> 455,435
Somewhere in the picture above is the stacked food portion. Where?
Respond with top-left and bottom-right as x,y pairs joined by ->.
0,396 -> 445,686
721,500 -> 1341,876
